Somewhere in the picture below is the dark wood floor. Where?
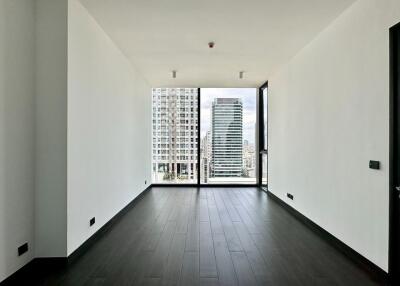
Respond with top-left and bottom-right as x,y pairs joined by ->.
7,187 -> 387,285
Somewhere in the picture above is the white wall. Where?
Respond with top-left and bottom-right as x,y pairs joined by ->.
35,0 -> 68,258
0,0 -> 36,282
268,0 -> 400,272
0,0 -> 152,280
67,0 -> 152,255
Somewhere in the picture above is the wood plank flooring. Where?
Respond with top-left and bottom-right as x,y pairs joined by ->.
5,187 -> 387,285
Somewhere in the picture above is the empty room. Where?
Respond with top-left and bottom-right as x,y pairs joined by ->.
1,0 -> 400,285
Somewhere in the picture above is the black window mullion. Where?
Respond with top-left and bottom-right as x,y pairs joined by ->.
197,88 -> 201,186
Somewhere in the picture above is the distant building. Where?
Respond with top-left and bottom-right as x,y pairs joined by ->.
152,88 -> 198,183
211,98 -> 243,177
200,131 -> 211,183
243,143 -> 256,177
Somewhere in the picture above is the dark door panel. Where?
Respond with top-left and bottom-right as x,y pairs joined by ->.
390,21 -> 400,284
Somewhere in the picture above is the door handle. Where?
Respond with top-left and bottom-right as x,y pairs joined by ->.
396,186 -> 400,192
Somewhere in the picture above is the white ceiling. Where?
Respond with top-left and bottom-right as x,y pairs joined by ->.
79,0 -> 356,88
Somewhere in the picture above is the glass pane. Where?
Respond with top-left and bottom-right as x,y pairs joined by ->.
263,87 -> 268,150
262,153 -> 268,187
200,88 -> 257,184
152,88 -> 198,184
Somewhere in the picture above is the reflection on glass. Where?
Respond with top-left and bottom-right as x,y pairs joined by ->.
263,87 -> 268,149
151,88 -> 198,184
200,88 -> 256,184
262,153 -> 268,188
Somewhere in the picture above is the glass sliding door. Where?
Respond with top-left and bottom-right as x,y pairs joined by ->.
200,88 -> 257,184
152,88 -> 198,184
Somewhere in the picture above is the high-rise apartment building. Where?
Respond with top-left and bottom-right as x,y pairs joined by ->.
200,131 -> 211,183
211,98 -> 243,177
152,88 -> 198,183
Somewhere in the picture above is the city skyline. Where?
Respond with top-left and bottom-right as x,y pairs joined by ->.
152,88 -> 256,184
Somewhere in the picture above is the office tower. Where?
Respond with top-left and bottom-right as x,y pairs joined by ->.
152,88 -> 198,183
211,98 -> 243,177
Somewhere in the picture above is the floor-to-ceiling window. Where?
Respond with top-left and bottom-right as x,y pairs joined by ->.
200,88 -> 257,184
260,83 -> 268,189
152,88 -> 198,184
152,87 -> 258,185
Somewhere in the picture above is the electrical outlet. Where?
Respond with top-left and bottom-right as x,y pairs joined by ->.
369,160 -> 380,170
18,243 -> 28,256
287,193 -> 294,200
90,217 -> 95,226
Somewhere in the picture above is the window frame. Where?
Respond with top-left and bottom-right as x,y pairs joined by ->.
151,87 -> 261,187
258,81 -> 268,188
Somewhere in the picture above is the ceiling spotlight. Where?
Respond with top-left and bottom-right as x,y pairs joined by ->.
208,42 -> 215,48
239,71 -> 244,79
172,70 -> 177,78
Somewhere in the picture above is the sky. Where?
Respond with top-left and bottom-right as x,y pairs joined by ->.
200,88 -> 257,144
